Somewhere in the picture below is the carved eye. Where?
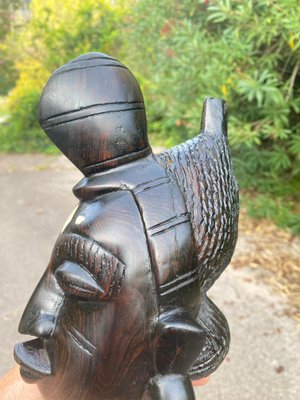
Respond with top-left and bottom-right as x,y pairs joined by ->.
55,261 -> 105,300
55,234 -> 126,301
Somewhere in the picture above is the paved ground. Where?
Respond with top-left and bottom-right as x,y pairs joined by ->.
0,154 -> 299,400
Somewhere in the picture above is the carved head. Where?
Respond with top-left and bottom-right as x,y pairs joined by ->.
14,195 -> 159,400
14,53 -> 238,400
39,52 -> 151,175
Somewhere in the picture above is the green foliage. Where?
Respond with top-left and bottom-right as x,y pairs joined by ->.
0,0 -> 24,94
0,0 -> 22,41
0,0 -> 299,233
124,0 -> 300,234
233,144 -> 300,234
125,0 -> 300,147
242,193 -> 300,235
0,90 -> 55,152
0,0 -> 128,152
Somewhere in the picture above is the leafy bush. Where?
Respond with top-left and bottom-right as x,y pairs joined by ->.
124,0 -> 300,233
0,0 -> 128,152
126,1 -> 300,146
0,0 -> 299,233
0,90 -> 53,152
0,0 -> 23,95
242,192 -> 300,234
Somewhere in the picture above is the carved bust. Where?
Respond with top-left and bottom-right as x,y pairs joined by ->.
14,53 -> 239,400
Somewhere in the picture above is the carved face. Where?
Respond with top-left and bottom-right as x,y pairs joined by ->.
14,193 -> 158,400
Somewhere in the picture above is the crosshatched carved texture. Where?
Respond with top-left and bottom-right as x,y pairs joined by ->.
156,101 -> 239,379
156,125 -> 239,291
13,52 -> 239,400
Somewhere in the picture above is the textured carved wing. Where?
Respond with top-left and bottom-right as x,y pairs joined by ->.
155,98 -> 239,291
155,98 -> 239,378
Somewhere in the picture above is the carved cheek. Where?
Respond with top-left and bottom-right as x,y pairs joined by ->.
45,304 -> 96,378
66,324 -> 97,359
60,300 -> 113,360
47,312 -> 107,395
54,292 -> 105,350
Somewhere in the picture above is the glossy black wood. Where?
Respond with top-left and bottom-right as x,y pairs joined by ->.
14,52 -> 239,400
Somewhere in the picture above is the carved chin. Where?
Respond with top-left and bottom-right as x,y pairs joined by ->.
14,338 -> 52,383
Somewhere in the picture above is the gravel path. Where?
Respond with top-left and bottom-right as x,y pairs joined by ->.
0,154 -> 299,400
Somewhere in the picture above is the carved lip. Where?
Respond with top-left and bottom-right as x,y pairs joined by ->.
14,338 -> 52,382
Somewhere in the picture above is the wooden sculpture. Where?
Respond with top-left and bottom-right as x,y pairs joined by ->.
14,53 -> 239,400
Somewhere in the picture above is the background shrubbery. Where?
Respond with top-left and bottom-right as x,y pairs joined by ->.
0,0 -> 126,151
0,0 -> 300,233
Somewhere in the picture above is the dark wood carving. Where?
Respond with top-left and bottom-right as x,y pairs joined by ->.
13,52 -> 239,400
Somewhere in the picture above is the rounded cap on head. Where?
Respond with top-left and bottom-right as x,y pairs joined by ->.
39,52 -> 151,175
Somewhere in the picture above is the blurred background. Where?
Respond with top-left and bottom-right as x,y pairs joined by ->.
0,1 -> 299,399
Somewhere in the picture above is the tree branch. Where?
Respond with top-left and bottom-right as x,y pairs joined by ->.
285,61 -> 300,102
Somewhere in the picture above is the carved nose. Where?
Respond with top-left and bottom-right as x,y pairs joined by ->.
19,313 -> 56,339
18,269 -> 64,339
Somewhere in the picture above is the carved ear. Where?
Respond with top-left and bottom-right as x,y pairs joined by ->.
153,308 -> 205,375
55,261 -> 105,300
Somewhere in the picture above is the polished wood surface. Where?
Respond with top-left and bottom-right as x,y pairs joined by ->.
13,53 -> 239,399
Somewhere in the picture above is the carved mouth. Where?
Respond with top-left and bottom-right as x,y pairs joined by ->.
14,338 -> 52,382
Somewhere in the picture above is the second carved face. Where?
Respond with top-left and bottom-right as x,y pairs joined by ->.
15,193 -> 159,400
